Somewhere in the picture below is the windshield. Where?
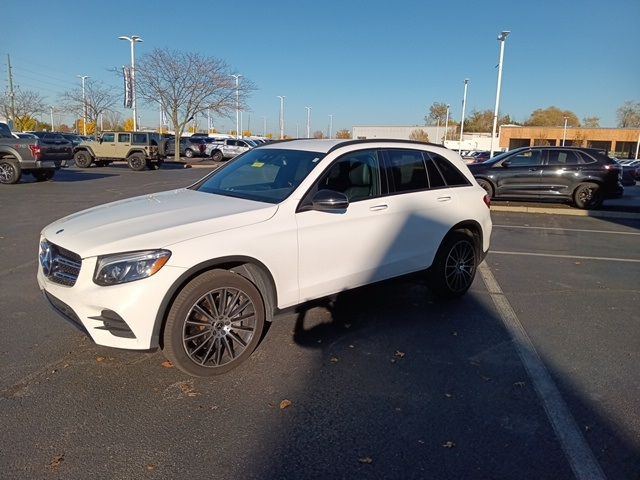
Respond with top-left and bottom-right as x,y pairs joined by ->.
195,148 -> 324,203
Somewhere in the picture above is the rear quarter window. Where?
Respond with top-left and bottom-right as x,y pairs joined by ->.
429,154 -> 471,187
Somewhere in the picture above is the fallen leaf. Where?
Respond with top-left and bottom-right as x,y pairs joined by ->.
49,453 -> 65,469
418,439 -> 425,444
358,457 -> 373,464
574,261 -> 581,265
514,381 -> 525,388
349,344 -> 355,348
280,399 -> 292,410
161,361 -> 174,369
146,464 -> 157,471
445,393 -> 453,398
394,351 -> 405,359
452,331 -> 458,336
442,441 -> 456,448
330,357 -> 339,363
96,356 -> 105,362
178,382 -> 199,397
480,375 -> 492,381
585,425 -> 592,432
390,359 -> 396,363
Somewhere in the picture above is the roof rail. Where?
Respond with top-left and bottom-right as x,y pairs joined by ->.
326,138 -> 446,153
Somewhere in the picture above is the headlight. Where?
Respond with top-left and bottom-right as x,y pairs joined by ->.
94,250 -> 171,286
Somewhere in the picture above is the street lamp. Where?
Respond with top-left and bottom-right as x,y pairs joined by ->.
277,96 -> 285,139
231,74 -> 242,138
76,75 -> 90,135
262,116 -> 267,137
118,35 -> 143,131
490,30 -> 510,158
562,116 -> 568,146
305,106 -> 311,138
328,114 -> 334,139
50,106 -> 54,132
444,104 -> 450,143
459,79 -> 469,154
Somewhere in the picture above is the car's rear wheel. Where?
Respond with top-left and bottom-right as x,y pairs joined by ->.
211,150 -> 223,162
127,153 -> 147,171
162,270 -> 265,377
428,230 -> 477,298
0,161 -> 21,184
184,148 -> 194,158
32,169 -> 55,182
477,178 -> 494,198
74,150 -> 93,168
573,182 -> 602,209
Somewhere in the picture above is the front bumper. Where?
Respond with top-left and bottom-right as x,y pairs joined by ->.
38,256 -> 186,350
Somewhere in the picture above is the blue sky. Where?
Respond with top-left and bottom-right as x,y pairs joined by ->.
3,0 -> 639,134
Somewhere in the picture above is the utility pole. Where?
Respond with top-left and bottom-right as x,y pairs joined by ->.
277,96 -> 285,139
6,54 -> 16,128
328,114 -> 334,139
305,106 -> 311,138
77,75 -> 90,136
459,79 -> 469,154
444,104 -> 450,142
50,106 -> 54,132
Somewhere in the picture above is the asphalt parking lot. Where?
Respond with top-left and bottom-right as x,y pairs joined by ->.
1,166 -> 639,479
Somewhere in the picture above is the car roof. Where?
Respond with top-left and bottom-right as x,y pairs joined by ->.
258,138 -> 443,154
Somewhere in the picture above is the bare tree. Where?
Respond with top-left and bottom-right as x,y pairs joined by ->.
59,79 -> 118,132
102,110 -> 123,130
335,129 -> 351,139
0,88 -> 47,131
582,116 -> 600,128
313,130 -> 325,139
134,48 -> 255,160
616,101 -> 640,128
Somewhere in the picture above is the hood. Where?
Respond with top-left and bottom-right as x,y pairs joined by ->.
41,189 -> 278,258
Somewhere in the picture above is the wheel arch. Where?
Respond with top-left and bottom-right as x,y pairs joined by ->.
74,146 -> 95,157
438,220 -> 484,263
126,148 -> 146,158
151,256 -> 278,348
474,175 -> 496,196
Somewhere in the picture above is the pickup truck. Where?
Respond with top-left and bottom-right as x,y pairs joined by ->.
0,122 -> 72,184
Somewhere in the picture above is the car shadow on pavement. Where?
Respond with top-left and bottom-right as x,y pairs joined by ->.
21,170 -> 118,183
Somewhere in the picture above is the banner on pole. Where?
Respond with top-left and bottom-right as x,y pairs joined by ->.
123,67 -> 133,109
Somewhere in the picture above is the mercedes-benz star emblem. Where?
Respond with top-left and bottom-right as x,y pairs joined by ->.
40,242 -> 53,276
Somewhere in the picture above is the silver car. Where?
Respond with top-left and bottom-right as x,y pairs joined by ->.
206,138 -> 254,162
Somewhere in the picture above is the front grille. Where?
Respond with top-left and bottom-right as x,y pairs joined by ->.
40,240 -> 82,286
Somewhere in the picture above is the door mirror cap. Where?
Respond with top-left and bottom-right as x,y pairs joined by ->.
311,190 -> 349,211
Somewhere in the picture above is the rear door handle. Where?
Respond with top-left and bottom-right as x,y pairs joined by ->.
437,196 -> 452,202
369,204 -> 388,211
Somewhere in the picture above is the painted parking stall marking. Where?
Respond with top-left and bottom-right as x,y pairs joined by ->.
479,262 -> 606,480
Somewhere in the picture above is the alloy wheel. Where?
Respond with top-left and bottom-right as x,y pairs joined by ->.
444,240 -> 476,293
182,287 -> 257,368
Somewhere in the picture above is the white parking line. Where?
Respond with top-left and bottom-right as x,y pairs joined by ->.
490,250 -> 640,263
478,262 -> 606,480
493,225 -> 640,236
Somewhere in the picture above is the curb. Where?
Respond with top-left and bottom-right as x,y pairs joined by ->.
491,205 -> 640,220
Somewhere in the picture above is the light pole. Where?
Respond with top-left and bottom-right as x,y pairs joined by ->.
50,106 -> 54,132
231,74 -> 242,138
305,106 -> 311,138
77,75 -> 89,135
436,117 -> 440,144
459,79 -> 469,154
444,104 -> 450,142
562,116 -> 568,146
490,30 -> 510,158
328,114 -> 333,139
277,96 -> 285,139
118,35 -> 143,131
262,116 -> 266,137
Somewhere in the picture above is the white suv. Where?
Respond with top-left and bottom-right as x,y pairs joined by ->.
37,139 -> 492,376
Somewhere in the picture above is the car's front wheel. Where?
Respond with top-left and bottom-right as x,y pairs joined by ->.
184,148 -> 194,158
477,178 -> 494,198
162,270 -> 265,376
74,150 -> 93,168
0,160 -> 21,184
211,150 -> 223,162
428,230 -> 477,299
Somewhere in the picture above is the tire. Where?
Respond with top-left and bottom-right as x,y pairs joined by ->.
0,160 -> 21,184
477,178 -> 494,198
146,159 -> 163,170
162,269 -> 266,377
428,230 -> 478,299
74,150 -> 93,168
184,148 -> 194,158
32,169 -> 55,182
127,153 -> 147,171
211,150 -> 223,162
573,182 -> 602,209
95,161 -> 109,167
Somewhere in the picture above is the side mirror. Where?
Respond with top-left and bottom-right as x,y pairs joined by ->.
311,190 -> 349,212
502,160 -> 511,168
98,136 -> 103,144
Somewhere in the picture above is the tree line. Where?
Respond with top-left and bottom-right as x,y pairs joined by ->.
425,101 -> 640,133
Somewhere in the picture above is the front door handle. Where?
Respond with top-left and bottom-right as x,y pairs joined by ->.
437,196 -> 452,202
369,204 -> 388,211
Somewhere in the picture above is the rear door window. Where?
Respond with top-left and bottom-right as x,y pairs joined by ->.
132,133 -> 148,144
118,133 -> 131,143
384,149 -> 428,193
